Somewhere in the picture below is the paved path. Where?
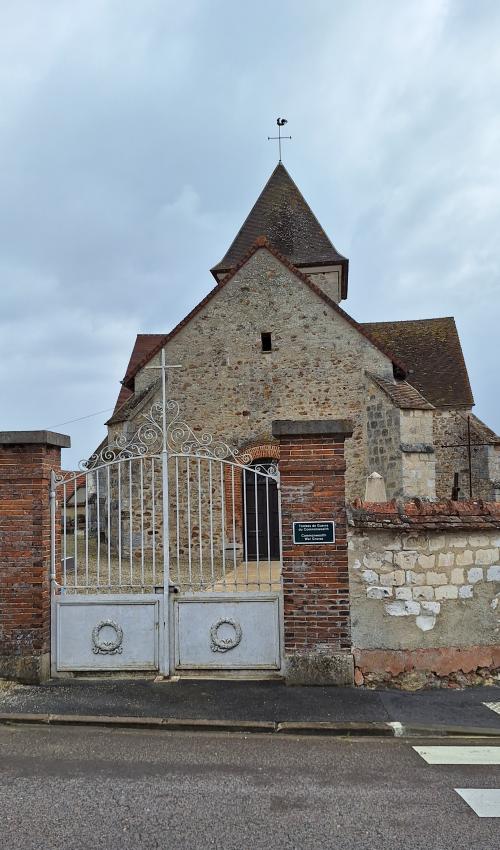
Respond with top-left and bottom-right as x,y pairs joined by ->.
0,726 -> 499,849
1,678 -> 500,730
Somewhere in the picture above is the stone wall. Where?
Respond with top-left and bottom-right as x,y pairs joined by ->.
129,248 -> 394,501
300,265 -> 342,303
400,410 -> 436,499
348,500 -> 500,686
433,410 -> 493,501
366,382 -> 402,498
366,385 -> 436,500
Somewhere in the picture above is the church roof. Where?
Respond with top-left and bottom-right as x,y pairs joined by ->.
469,413 -> 500,445
367,374 -> 434,410
113,334 -> 164,413
210,163 -> 348,296
362,318 -> 474,409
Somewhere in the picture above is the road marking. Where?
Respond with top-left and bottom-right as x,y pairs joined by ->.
455,789 -> 500,817
413,746 -> 500,764
388,721 -> 404,736
484,701 -> 500,716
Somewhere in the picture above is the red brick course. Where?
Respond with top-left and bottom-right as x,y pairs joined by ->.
0,441 -> 63,681
277,434 -> 351,654
349,497 -> 500,532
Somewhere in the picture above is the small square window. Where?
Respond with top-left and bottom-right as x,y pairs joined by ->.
261,332 -> 272,352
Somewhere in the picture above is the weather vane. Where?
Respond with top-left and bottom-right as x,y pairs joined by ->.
268,118 -> 291,162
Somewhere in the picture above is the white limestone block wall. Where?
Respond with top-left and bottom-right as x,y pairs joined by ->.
349,527 -> 500,650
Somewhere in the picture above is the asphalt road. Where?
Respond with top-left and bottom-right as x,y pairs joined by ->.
0,725 -> 499,849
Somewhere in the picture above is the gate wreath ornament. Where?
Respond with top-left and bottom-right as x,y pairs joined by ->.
210,618 -> 242,653
92,620 -> 124,655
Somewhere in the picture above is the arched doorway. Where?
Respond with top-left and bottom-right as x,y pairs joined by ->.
243,458 -> 280,560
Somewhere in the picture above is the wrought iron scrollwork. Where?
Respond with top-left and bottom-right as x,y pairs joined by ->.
65,398 -> 260,475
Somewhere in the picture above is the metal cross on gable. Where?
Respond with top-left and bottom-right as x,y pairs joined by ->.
438,414 -> 495,499
268,117 -> 291,161
145,348 -> 182,451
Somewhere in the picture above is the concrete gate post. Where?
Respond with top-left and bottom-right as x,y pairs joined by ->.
272,420 -> 354,685
0,431 -> 70,683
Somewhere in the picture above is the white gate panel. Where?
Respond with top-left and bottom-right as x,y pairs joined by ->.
51,364 -> 283,677
174,594 -> 281,670
55,596 -> 160,672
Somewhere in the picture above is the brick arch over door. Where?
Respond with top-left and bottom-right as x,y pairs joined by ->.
223,444 -> 280,559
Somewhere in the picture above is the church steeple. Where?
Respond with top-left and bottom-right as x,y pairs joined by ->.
210,162 -> 349,301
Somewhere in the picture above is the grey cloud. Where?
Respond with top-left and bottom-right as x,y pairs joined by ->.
0,0 -> 499,466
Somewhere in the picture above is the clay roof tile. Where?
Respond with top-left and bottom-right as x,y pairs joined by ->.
362,317 -> 474,409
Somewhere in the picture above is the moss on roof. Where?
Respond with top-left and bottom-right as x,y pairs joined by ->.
363,317 -> 474,409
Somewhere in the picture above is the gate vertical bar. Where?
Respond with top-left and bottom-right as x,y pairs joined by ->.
160,348 -> 170,675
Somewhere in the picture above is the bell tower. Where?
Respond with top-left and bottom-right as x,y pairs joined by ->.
211,162 -> 349,303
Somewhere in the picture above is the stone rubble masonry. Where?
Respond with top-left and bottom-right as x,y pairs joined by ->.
433,409 -> 497,501
366,382 -> 402,498
348,498 -> 500,687
129,249 -> 396,502
115,246 -> 499,503
0,431 -> 70,683
273,419 -> 354,686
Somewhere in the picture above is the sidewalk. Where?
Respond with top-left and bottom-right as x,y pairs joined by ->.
1,677 -> 500,735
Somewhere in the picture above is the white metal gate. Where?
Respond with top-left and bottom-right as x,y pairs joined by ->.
50,355 -> 282,676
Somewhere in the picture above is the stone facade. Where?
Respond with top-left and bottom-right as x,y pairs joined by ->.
300,265 -> 343,303
110,236 -> 500,507
348,500 -> 500,686
366,383 -> 401,497
123,248 -> 395,502
400,410 -> 436,500
366,382 -> 436,500
433,409 -> 498,501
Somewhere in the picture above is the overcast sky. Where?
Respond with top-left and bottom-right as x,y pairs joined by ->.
1,0 -> 499,468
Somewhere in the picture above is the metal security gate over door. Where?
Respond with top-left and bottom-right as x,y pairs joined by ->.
50,352 -> 282,676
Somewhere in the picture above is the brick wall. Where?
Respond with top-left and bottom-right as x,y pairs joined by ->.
0,432 -> 69,682
273,420 -> 354,685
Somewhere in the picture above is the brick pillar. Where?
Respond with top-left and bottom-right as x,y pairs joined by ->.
272,420 -> 353,685
0,431 -> 70,683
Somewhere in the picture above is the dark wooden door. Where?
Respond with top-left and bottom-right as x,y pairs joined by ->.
243,461 -> 280,560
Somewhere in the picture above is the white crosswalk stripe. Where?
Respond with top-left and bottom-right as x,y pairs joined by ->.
413,745 -> 500,817
413,745 -> 500,764
455,789 -> 500,817
484,701 -> 500,716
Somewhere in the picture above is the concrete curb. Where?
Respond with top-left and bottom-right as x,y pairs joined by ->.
0,713 -> 276,734
0,712 -> 500,738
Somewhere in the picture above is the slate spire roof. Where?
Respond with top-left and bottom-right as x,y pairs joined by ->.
210,162 -> 348,296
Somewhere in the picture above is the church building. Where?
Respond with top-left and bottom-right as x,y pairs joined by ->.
106,162 -> 500,508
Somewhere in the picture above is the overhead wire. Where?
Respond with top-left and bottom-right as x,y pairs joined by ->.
45,407 -> 114,430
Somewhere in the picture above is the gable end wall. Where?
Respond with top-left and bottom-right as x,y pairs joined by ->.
131,250 -> 394,500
